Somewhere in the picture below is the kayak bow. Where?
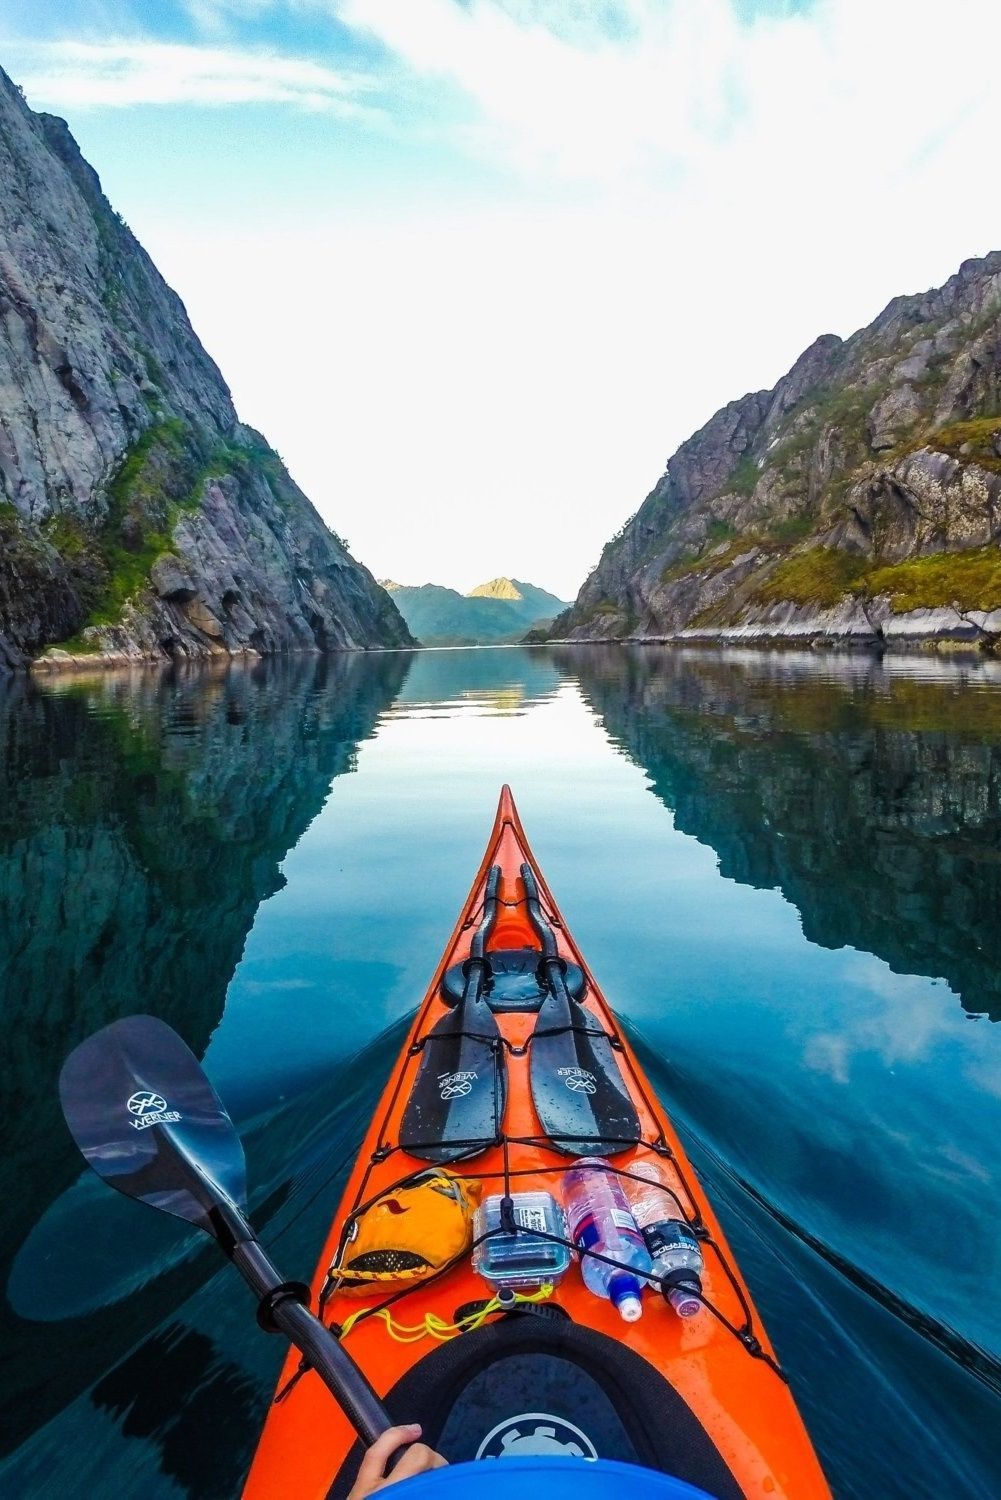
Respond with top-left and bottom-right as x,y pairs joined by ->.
244,787 -> 830,1499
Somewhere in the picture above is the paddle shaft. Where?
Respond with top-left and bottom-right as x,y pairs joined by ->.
521,864 -> 574,1009
459,863 -> 500,1013
211,1198 -> 393,1445
239,1244 -> 391,1443
59,1015 -> 401,1468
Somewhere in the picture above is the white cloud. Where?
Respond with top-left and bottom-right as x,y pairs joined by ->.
802,957 -> 959,1086
286,0 -> 998,592
8,0 -> 1001,595
8,39 -> 378,114
337,0 -> 997,194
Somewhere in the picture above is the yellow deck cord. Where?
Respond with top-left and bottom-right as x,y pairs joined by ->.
338,1284 -> 554,1345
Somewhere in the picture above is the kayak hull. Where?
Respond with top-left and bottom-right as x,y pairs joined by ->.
243,788 -> 830,1499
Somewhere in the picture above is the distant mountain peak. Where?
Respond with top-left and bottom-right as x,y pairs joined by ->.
387,575 -> 570,646
468,577 -> 524,600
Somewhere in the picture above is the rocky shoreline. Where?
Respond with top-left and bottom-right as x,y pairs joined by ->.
547,597 -> 1001,653
22,640 -> 415,676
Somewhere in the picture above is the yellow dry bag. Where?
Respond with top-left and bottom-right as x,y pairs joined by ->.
333,1172 -> 480,1296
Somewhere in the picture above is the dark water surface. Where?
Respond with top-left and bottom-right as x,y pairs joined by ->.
2,645 -> 1000,1499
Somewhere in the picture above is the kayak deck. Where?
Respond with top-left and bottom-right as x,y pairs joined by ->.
243,788 -> 830,1500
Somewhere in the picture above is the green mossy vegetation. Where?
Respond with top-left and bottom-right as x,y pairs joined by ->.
743,541 -> 1001,615
722,456 -> 760,497
41,420 -> 289,648
661,533 -> 763,586
41,513 -> 91,558
575,599 -> 624,627
765,513 -> 814,543
660,550 -> 701,583
883,413 -> 1001,473
81,419 -> 200,627
863,546 -> 1001,612
928,415 -> 1001,473
706,519 -> 738,544
41,631 -> 103,656
753,548 -> 869,607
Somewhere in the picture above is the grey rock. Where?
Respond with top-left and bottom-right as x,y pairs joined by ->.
150,555 -> 196,601
551,250 -> 1001,652
0,68 -> 412,669
868,384 -> 922,450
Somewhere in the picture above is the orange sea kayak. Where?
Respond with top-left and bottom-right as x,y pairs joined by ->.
243,787 -> 830,1499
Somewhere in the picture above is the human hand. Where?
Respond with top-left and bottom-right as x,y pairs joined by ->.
347,1424 -> 447,1499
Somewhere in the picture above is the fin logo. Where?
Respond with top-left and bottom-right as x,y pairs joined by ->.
476,1412 -> 598,1460
438,1071 -> 476,1100
126,1090 -> 181,1130
559,1067 -> 597,1095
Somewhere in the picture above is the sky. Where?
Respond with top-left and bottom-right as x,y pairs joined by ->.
3,2 -> 1000,600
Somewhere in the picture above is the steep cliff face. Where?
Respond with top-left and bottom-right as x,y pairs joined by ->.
554,253 -> 1001,648
0,69 -> 411,669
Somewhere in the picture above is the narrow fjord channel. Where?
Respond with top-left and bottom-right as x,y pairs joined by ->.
2,645 -> 1000,1499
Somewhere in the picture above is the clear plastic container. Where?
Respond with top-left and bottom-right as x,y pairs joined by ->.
562,1157 -> 652,1322
627,1159 -> 704,1318
472,1191 -> 572,1292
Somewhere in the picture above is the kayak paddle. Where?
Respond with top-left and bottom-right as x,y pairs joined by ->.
399,865 -> 505,1162
58,1014 -> 395,1446
522,864 -> 641,1156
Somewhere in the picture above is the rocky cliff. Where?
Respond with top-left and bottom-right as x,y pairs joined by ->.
0,68 -> 411,670
552,253 -> 1001,649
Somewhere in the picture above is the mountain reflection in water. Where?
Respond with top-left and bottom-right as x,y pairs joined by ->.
552,645 -> 1001,1020
0,653 -> 412,1461
2,644 -> 1000,1500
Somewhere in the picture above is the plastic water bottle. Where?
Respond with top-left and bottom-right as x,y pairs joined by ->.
562,1157 -> 652,1322
627,1159 -> 704,1319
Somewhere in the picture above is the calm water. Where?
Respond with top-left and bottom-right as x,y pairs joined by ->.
2,644 -> 1001,1499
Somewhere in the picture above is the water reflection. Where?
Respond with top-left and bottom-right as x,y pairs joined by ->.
3,644 -> 1001,1500
551,645 -> 1001,1020
92,1325 -> 262,1500
0,652 -> 411,1459
389,645 -> 564,716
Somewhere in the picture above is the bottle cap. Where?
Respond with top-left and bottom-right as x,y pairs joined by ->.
608,1272 -> 643,1322
668,1280 -> 702,1319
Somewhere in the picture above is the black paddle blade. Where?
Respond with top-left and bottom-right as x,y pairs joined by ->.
59,1014 -> 247,1232
529,990 -> 641,1157
399,1003 -> 505,1163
